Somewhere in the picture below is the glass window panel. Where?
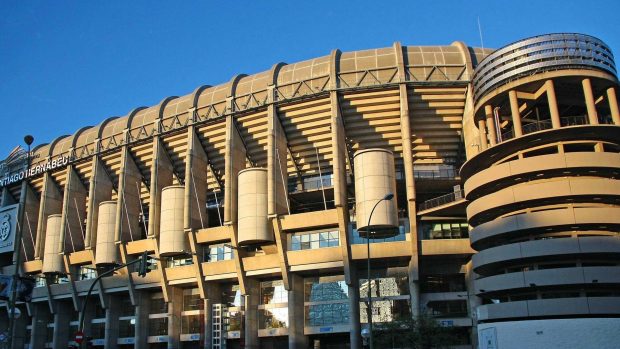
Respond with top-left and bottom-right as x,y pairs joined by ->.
181,314 -> 202,334
148,317 -> 168,336
259,308 -> 289,329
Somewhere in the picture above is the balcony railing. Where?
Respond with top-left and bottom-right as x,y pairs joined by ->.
414,169 -> 458,180
418,189 -> 464,212
499,115 -> 597,142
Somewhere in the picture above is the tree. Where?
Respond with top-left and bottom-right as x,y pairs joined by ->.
374,314 -> 454,349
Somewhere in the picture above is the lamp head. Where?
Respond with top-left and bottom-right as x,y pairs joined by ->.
383,193 -> 394,201
24,135 -> 34,146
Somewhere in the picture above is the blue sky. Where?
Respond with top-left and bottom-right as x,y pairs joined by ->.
1,0 -> 619,157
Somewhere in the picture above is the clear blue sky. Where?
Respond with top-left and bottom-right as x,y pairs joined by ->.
1,0 -> 619,157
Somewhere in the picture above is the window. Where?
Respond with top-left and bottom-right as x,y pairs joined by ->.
79,265 -> 96,280
425,300 -> 467,318
259,308 -> 289,329
183,291 -> 204,311
150,294 -> 167,314
259,280 -> 289,331
91,321 -> 106,339
207,244 -> 233,262
261,280 -> 288,305
167,256 -> 193,268
223,284 -> 243,307
119,297 -> 135,317
290,230 -> 339,251
304,276 -> 350,327
118,318 -> 135,338
181,315 -> 202,334
419,222 -> 469,239
148,317 -> 168,336
359,268 -> 410,323
421,274 -> 466,293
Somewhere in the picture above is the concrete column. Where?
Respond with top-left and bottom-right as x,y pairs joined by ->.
398,83 -> 420,318
12,305 -> 29,349
148,137 -> 174,238
348,274 -> 361,349
85,157 -> 113,249
59,165 -> 87,253
30,303 -> 51,349
484,105 -> 497,146
34,173 -> 63,260
114,147 -> 142,243
134,291 -> 150,349
509,90 -> 523,137
288,274 -> 308,349
244,279 -> 260,349
477,118 -> 488,150
204,283 -> 222,349
167,287 -> 183,349
104,295 -> 121,348
52,301 -> 71,348
408,269 -> 421,316
546,80 -> 561,129
607,87 -> 620,125
21,184 -> 40,262
582,78 -> 599,125
0,186 -> 15,207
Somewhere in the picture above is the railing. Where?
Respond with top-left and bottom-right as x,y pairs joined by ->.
418,189 -> 464,212
414,169 -> 458,180
499,115 -> 600,142
472,33 -> 617,104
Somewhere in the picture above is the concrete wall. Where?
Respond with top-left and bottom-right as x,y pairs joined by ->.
478,318 -> 620,349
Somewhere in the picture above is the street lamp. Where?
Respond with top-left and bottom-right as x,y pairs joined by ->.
7,135 -> 34,349
364,193 -> 394,349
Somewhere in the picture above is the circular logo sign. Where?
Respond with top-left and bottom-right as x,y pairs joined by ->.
0,214 -> 11,241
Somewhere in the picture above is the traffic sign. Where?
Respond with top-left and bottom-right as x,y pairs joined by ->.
75,331 -> 84,344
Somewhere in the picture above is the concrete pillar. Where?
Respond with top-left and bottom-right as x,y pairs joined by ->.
509,90 -> 523,137
12,305 -> 29,349
52,301 -> 71,348
30,303 -> 51,349
408,264 -> 421,316
545,80 -> 561,129
59,166 -> 87,253
85,157 -> 113,249
168,287 -> 183,349
244,279 -> 260,349
607,87 -> 620,125
288,275 -> 308,349
184,126 -> 208,232
105,295 -> 121,348
477,118 -> 488,150
204,283 -> 222,349
149,137 -> 174,238
348,275 -> 361,349
34,173 -> 63,260
134,291 -> 150,349
582,78 -> 599,125
0,186 -> 15,207
114,147 -> 142,243
484,105 -> 497,146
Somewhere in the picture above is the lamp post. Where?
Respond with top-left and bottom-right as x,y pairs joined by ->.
364,193 -> 394,349
7,135 -> 34,349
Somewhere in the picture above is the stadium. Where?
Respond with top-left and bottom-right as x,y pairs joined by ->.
0,32 -> 619,349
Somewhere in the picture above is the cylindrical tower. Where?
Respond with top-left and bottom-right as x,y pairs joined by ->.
42,214 -> 63,274
353,148 -> 399,238
95,201 -> 118,266
237,168 -> 271,245
159,185 -> 188,256
464,33 -> 620,345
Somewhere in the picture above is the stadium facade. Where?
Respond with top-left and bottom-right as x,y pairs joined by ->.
0,33 -> 619,349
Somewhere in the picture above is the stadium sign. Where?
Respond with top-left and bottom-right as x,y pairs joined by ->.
0,155 -> 70,187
